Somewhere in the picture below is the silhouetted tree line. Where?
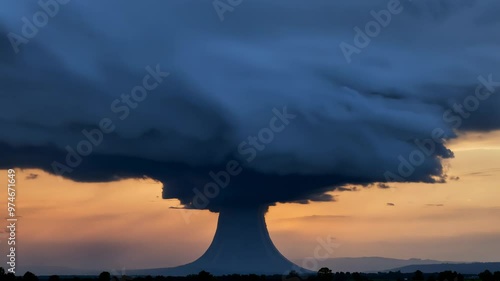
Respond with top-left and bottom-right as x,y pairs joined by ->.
419,270 -> 465,281
479,270 -> 500,281
1,268 -> 499,281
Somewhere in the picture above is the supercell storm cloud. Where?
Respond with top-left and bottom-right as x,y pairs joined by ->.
1,0 -> 500,211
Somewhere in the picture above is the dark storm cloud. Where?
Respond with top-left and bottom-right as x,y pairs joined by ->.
377,183 -> 391,189
426,204 -> 444,207
25,173 -> 38,180
462,168 -> 500,177
335,186 -> 359,192
0,0 -> 499,211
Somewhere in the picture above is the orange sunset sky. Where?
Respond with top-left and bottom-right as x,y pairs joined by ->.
1,130 -> 499,272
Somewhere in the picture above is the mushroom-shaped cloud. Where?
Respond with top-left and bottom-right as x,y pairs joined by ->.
2,0 -> 500,275
0,0 -> 500,212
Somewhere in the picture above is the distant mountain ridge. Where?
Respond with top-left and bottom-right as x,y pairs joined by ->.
291,257 -> 452,273
391,262 -> 500,274
24,257 -> 500,276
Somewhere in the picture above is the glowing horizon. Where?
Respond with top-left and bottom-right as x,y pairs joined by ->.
1,131 -> 499,273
